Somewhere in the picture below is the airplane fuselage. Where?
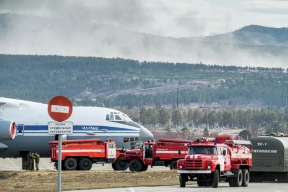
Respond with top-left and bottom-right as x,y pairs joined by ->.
0,97 -> 153,158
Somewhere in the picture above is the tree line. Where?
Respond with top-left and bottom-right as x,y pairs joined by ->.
1,54 -> 288,108
118,106 -> 288,136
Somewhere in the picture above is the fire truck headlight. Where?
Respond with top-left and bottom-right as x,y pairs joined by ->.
207,165 -> 211,169
179,165 -> 183,169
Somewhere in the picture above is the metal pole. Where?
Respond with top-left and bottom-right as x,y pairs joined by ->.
58,134 -> 62,192
177,88 -> 178,108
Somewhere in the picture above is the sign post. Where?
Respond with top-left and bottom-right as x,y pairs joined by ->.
47,96 -> 73,192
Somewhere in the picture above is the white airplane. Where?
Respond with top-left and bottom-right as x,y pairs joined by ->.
0,97 -> 154,158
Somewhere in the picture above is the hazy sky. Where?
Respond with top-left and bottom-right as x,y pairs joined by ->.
0,0 -> 287,37
0,0 -> 287,67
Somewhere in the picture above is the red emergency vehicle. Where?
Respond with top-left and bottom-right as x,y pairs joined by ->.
114,138 -> 191,172
177,136 -> 252,188
49,139 -> 124,170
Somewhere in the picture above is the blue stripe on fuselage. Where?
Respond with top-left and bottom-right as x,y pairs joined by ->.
19,125 -> 138,132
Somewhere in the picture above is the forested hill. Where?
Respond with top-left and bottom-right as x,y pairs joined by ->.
1,54 -> 288,109
186,25 -> 288,47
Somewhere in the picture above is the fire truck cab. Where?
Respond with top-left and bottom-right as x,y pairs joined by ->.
177,136 -> 252,188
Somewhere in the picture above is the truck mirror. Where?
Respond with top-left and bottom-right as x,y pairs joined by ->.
223,150 -> 226,156
178,149 -> 181,155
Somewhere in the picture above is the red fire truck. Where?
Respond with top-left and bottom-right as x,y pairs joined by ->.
114,138 -> 191,172
49,139 -> 125,170
177,136 -> 252,188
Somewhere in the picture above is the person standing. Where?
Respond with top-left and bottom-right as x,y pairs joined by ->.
29,152 -> 35,171
34,152 -> 41,171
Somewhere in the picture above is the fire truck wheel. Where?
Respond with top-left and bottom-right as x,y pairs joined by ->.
228,177 -> 234,187
129,159 -> 143,172
78,158 -> 92,170
234,169 -> 243,187
142,165 -> 148,171
64,158 -> 77,170
112,163 -> 117,170
179,174 -> 187,187
241,169 -> 249,187
197,180 -> 203,187
170,160 -> 177,170
211,169 -> 219,188
114,157 -> 128,171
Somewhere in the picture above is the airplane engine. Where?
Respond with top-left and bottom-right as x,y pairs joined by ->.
0,120 -> 16,140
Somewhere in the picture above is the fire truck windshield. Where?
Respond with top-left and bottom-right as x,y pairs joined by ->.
188,146 -> 217,155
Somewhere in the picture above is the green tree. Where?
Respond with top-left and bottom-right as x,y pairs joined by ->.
157,106 -> 170,127
172,108 -> 183,128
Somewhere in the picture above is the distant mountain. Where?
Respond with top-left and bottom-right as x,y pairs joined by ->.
186,25 -> 288,47
1,13 -> 288,67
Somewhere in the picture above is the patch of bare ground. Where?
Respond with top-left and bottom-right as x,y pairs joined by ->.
0,170 -> 188,192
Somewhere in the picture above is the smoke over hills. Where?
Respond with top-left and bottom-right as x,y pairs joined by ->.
0,0 -> 288,68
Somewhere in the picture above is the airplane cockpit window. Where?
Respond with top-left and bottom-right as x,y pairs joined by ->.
115,115 -> 122,121
109,113 -> 114,121
107,111 -> 131,122
106,111 -> 142,128
122,113 -> 132,121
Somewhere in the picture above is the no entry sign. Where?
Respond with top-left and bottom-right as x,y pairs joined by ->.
47,96 -> 73,122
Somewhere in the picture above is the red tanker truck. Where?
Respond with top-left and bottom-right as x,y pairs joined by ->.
113,139 -> 191,171
177,136 -> 252,188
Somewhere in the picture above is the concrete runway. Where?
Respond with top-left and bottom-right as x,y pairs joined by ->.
0,158 -> 170,171
66,183 -> 288,192
2,158 -> 287,192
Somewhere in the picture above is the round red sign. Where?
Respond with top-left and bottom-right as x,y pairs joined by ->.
47,96 -> 73,122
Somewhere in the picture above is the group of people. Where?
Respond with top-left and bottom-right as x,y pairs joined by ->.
24,152 -> 41,171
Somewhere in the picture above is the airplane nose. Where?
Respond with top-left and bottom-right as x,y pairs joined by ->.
139,126 -> 153,141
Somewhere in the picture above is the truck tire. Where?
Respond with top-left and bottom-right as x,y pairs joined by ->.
179,174 -> 187,187
78,158 -> 92,170
129,159 -> 143,172
241,169 -> 249,187
197,180 -> 203,187
211,169 -> 219,188
228,177 -> 234,187
234,169 -> 243,187
170,160 -> 177,170
114,157 -> 128,171
64,158 -> 77,170
142,165 -> 148,171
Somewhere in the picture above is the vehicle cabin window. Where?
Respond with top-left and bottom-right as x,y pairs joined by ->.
223,148 -> 228,156
106,114 -> 109,120
188,147 -> 217,155
108,144 -> 114,148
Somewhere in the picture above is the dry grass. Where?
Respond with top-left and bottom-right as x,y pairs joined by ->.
0,170 -> 187,192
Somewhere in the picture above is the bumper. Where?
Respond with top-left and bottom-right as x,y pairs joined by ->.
177,170 -> 211,174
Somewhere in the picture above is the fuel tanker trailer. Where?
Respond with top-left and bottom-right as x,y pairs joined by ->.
250,136 -> 288,182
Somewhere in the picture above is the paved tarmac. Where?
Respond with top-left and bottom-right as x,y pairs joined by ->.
65,183 -> 288,192
0,158 -> 170,171
2,158 -> 287,192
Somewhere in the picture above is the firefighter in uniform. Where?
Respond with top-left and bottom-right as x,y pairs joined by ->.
34,152 -> 40,171
29,152 -> 35,171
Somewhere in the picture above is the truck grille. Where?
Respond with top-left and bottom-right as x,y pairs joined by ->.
185,159 -> 203,169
